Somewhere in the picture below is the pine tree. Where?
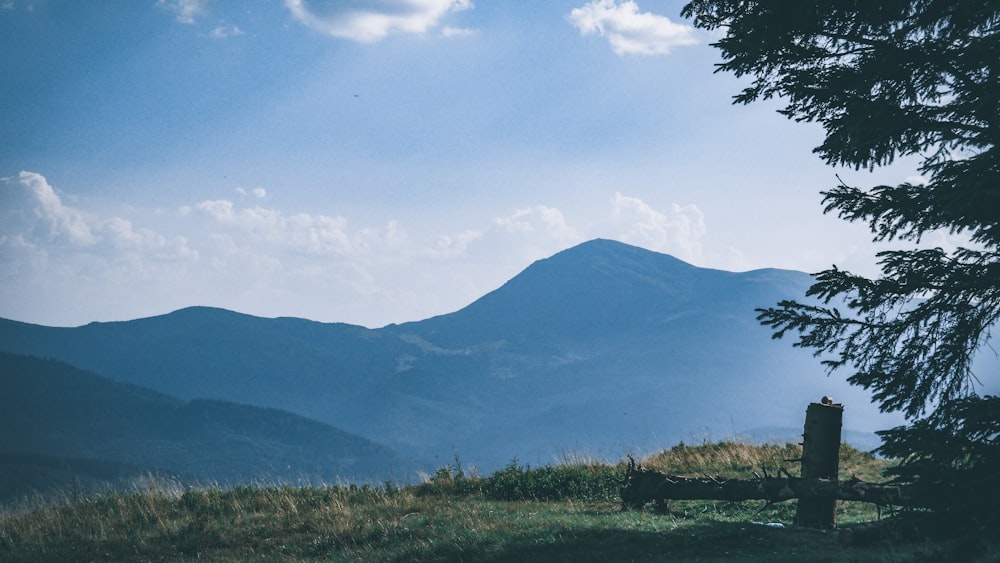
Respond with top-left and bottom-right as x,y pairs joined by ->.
681,0 -> 999,536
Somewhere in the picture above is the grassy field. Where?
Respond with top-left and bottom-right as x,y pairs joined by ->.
0,442 -> 972,561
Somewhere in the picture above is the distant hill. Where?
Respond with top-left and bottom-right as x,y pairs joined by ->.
0,239 -> 909,471
0,452 -> 153,506
0,353 -> 409,502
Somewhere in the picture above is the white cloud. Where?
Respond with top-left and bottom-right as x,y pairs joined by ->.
3,174 -> 586,327
209,25 -> 243,39
0,172 -> 201,325
568,0 -> 697,56
610,192 -> 705,262
441,26 -> 477,38
0,174 -> 721,328
189,198 -> 411,257
494,205 -> 580,242
1,172 -> 199,257
103,217 -> 198,261
481,205 -> 585,270
157,0 -> 206,24
1,0 -> 38,11
11,171 -> 96,246
235,186 -> 266,199
431,229 -> 483,257
284,0 -> 473,42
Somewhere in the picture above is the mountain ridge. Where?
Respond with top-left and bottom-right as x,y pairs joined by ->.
0,239 -> 905,472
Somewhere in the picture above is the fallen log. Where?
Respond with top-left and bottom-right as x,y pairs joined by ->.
620,459 -> 913,511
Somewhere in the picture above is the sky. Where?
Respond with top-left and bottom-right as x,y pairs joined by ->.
0,0 -> 955,328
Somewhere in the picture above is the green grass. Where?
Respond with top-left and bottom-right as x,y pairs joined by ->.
0,442 -> 980,562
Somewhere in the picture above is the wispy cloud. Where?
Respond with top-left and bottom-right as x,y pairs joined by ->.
284,0 -> 473,43
185,198 -> 409,257
209,25 -> 244,39
441,26 -> 477,38
156,0 -> 206,24
568,0 -> 697,56
610,192 -> 705,262
430,229 -> 483,258
494,205 -> 579,241
1,0 -> 39,11
235,187 -> 267,199
487,205 -> 584,264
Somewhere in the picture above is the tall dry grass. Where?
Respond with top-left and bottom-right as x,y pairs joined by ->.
641,440 -> 887,481
0,443 -> 920,562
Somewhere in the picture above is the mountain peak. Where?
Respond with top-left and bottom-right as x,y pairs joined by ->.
508,239 -> 702,296
405,239 -> 717,342
538,238 -> 696,274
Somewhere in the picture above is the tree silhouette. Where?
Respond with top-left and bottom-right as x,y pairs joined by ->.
682,0 -> 999,539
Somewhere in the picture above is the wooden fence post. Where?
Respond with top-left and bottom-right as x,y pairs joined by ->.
795,397 -> 843,528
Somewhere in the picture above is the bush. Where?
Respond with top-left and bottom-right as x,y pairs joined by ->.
414,458 -> 625,502
481,461 -> 624,501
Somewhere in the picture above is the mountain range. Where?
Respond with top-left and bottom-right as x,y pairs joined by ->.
0,239 -> 913,499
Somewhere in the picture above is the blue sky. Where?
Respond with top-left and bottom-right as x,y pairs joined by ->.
0,0 -> 950,328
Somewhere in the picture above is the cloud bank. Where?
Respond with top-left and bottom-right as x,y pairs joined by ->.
1,171 -> 724,327
284,0 -> 473,42
1,172 -> 195,258
568,0 -> 697,55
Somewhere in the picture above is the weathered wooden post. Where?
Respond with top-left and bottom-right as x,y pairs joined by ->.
795,396 -> 843,528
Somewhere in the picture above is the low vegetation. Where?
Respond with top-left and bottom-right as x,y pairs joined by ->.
0,442 -> 988,561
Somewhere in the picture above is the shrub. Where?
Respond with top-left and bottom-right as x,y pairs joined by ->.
480,461 -> 623,502
413,458 -> 625,502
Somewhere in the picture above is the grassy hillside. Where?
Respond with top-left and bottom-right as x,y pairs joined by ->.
2,442 -> 984,562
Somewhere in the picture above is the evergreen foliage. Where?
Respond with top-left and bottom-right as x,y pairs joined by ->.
682,0 -> 1000,533
878,395 -> 1000,518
